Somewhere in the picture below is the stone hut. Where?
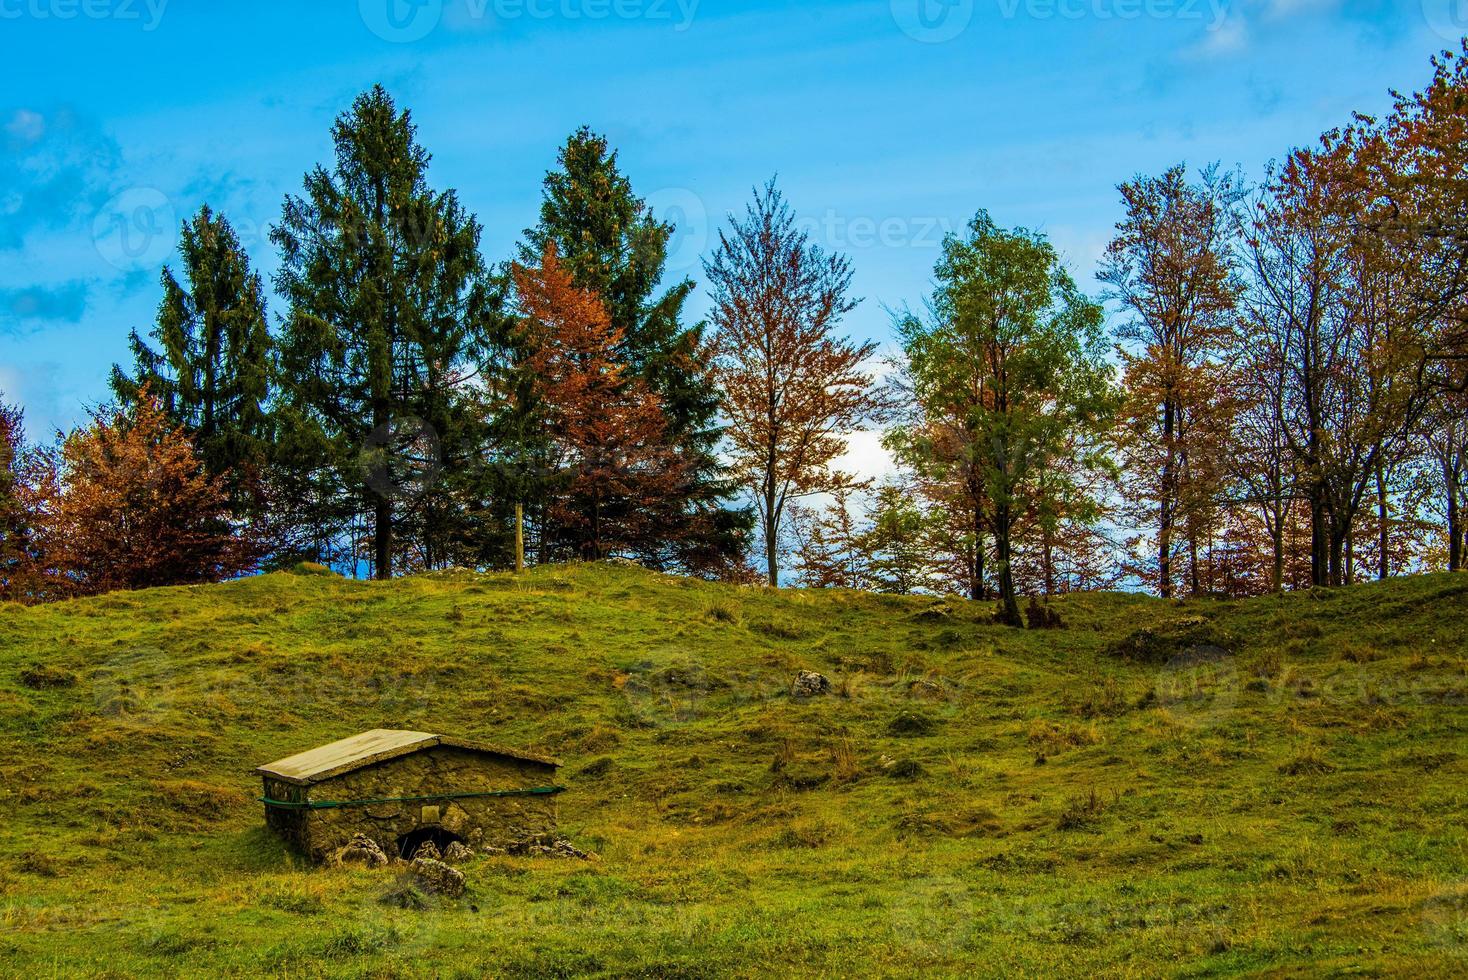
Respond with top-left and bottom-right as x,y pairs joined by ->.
257,729 -> 562,862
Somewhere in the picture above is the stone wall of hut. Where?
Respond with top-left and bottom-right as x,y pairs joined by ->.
267,746 -> 558,862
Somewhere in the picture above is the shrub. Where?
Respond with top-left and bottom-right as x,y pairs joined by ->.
704,598 -> 741,624
1057,789 -> 1109,831
19,664 -> 77,690
1105,616 -> 1237,665
1026,596 -> 1065,630
887,711 -> 938,737
1027,719 -> 1102,755
1278,747 -> 1335,776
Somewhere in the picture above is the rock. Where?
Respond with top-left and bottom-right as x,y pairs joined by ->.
409,857 -> 466,898
479,845 -> 508,857
334,833 -> 388,868
792,671 -> 831,698
412,840 -> 441,862
506,833 -> 594,860
443,841 -> 474,864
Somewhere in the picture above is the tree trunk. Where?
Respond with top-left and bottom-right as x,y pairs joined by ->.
1310,481 -> 1330,587
765,488 -> 780,588
1328,514 -> 1347,589
1448,458 -> 1463,572
374,495 -> 392,580
590,490 -> 602,562
514,502 -> 525,574
1188,527 -> 1201,597
970,500 -> 986,601
1043,530 -> 1055,598
1159,401 -> 1175,600
994,502 -> 1022,627
1271,511 -> 1285,593
1376,466 -> 1389,581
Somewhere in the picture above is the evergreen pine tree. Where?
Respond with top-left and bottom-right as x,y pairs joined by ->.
110,205 -> 273,516
271,86 -> 494,577
520,127 -> 749,572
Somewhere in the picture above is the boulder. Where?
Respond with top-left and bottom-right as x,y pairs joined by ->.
334,833 -> 389,869
411,840 -> 441,862
409,857 -> 466,898
792,671 -> 831,698
443,841 -> 475,864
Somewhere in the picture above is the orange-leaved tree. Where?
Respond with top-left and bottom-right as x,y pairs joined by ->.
0,396 -> 52,603
513,245 -> 691,562
38,392 -> 260,595
1099,165 -> 1241,598
703,179 -> 880,586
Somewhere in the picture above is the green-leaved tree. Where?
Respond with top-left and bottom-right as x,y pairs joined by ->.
889,212 -> 1114,625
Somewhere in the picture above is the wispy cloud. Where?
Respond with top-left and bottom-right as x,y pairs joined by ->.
0,107 -> 122,252
1196,15 -> 1249,57
0,281 -> 90,330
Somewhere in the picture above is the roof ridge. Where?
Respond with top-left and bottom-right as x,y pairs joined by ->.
256,728 -> 559,786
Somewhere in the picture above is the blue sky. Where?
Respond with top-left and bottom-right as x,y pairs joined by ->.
0,0 -> 1458,449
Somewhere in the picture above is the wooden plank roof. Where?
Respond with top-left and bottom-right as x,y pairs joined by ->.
256,729 -> 559,786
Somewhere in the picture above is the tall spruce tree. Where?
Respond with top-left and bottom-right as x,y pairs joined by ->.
110,205 -> 273,515
271,85 -> 493,578
520,127 -> 749,573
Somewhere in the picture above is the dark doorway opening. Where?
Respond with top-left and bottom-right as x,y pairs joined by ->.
395,826 -> 464,860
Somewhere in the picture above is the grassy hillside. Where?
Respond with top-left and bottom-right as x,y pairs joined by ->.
1,564 -> 1466,977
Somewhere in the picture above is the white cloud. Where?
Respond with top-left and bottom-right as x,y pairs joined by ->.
1260,0 -> 1340,20
836,429 -> 897,485
5,109 -> 45,144
1182,15 -> 1249,59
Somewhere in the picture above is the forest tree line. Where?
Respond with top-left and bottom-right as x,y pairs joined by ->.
4,46 -> 1468,624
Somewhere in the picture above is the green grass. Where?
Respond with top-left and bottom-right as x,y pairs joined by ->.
1,564 -> 1466,977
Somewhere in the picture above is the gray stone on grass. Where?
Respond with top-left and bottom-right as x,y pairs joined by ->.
792,671 -> 832,698
443,841 -> 475,864
334,833 -> 389,868
409,857 -> 466,898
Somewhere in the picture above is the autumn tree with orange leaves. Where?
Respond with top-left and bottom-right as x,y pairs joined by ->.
35,393 -> 260,596
513,246 -> 692,562
0,397 -> 50,603
1100,165 -> 1241,598
704,179 -> 881,586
